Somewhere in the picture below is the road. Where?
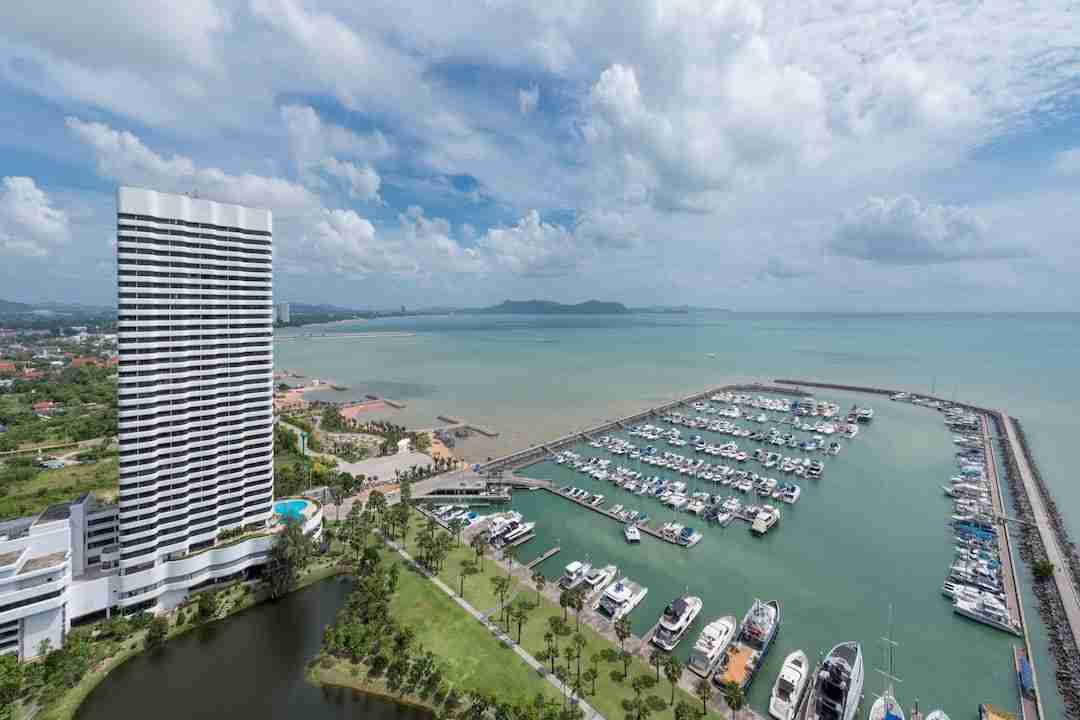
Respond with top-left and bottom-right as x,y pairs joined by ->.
1000,413 -> 1080,654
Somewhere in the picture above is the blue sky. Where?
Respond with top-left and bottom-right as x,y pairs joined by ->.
1,0 -> 1079,310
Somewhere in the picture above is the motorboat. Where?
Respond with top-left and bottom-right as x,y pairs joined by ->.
624,525 -> 641,543
769,650 -> 809,720
583,564 -> 618,602
799,641 -> 864,720
688,615 -> 737,677
652,596 -> 704,651
595,577 -> 649,621
558,560 -> 592,590
715,599 -> 781,690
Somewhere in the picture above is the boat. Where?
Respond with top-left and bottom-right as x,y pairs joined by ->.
652,595 -> 704,651
952,596 -> 1021,635
596,577 -> 649,621
799,641 -> 864,720
583,564 -> 618,602
558,560 -> 592,590
769,650 -> 809,720
495,521 -> 535,547
978,705 -> 1015,720
487,511 -> 523,540
751,505 -> 781,535
869,610 -> 905,720
688,615 -> 738,677
624,525 -> 641,543
715,599 -> 781,690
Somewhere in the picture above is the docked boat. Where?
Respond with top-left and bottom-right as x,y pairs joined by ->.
596,577 -> 649,621
799,641 -> 864,720
952,596 -> 1021,635
559,560 -> 592,590
583,564 -> 618,602
688,615 -> 738,677
494,521 -> 535,547
486,511 -> 523,540
769,650 -> 809,720
751,505 -> 781,535
715,599 -> 781,690
652,595 -> 704,651
624,525 -> 641,543
869,612 -> 905,720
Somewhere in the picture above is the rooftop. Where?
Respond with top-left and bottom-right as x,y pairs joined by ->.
19,551 -> 67,574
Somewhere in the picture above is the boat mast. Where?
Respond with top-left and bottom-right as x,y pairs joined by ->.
876,605 -> 902,712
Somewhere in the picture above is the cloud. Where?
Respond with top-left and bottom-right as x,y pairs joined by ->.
830,195 -> 1029,265
518,85 -> 539,115
320,157 -> 381,202
66,116 -> 320,215
1052,148 -> 1080,176
573,209 -> 640,250
0,177 -> 71,258
761,256 -> 816,280
478,210 -> 586,277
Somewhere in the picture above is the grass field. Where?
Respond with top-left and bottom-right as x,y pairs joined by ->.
0,457 -> 118,519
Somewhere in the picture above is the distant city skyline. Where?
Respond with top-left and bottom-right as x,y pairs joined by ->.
1,2 -> 1078,311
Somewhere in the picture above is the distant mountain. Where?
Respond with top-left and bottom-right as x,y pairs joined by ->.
0,299 -> 32,313
474,299 -> 631,315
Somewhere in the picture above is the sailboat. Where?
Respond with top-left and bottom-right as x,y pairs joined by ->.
868,608 -> 905,720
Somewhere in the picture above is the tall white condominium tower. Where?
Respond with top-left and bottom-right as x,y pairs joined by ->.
115,187 -> 274,606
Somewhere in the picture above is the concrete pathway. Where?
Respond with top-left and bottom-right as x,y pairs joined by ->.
383,536 -> 605,720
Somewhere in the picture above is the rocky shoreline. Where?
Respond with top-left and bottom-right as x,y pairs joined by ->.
996,414 -> 1080,717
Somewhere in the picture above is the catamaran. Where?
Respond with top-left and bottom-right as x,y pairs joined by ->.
688,615 -> 738,677
596,577 -> 649,621
652,595 -> 703,651
769,650 -> 809,720
799,641 -> 864,720
715,599 -> 781,690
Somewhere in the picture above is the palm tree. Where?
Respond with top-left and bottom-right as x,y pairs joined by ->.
721,680 -> 744,720
559,589 -> 571,621
504,544 -> 519,578
471,534 -> 488,572
694,677 -> 712,717
449,517 -> 465,546
650,648 -> 666,682
570,587 -> 585,630
511,600 -> 533,643
459,558 -> 478,597
663,654 -> 683,705
532,569 -> 547,604
615,616 -> 632,649
490,575 -> 511,627
543,631 -> 558,673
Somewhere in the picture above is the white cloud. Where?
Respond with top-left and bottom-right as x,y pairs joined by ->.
320,157 -> 381,202
1052,148 -> 1080,176
518,85 -> 539,116
0,177 -> 71,258
830,195 -> 1029,265
478,210 -> 586,277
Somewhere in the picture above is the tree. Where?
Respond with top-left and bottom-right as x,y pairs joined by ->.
532,569 -> 547,604
675,700 -> 700,720
504,543 -> 519,578
511,599 -> 534,644
543,631 -> 558,673
197,590 -> 220,623
0,652 -> 25,716
146,616 -> 169,649
491,575 -> 512,628
721,680 -> 744,720
449,517 -> 466,546
570,587 -> 585,630
582,666 -> 598,696
267,517 -> 312,599
650,648 -> 666,683
459,558 -> 479,597
664,653 -> 683,705
329,481 -> 346,523
694,677 -> 712,716
619,649 -> 633,678
559,589 -> 572,621
472,533 -> 489,571
615,616 -> 632,649
573,632 -> 586,681
1033,559 -> 1055,580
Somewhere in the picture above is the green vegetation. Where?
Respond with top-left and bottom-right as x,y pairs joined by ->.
1032,559 -> 1055,580
0,455 -> 118,519
0,366 -> 117,451
267,518 -> 314,599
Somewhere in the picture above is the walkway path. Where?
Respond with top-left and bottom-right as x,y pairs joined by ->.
382,536 -> 605,720
1000,413 -> 1080,652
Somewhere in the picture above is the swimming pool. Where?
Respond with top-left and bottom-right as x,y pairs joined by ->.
274,499 -> 309,522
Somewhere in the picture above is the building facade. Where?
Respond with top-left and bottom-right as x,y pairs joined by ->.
275,302 -> 290,324
0,187 -> 329,662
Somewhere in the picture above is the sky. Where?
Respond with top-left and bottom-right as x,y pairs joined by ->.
1,0 -> 1079,311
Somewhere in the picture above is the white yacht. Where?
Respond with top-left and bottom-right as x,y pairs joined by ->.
952,596 -> 1021,635
583,564 -> 618,602
869,613 -> 905,720
624,525 -> 641,543
486,511 -> 522,540
688,615 -> 737,677
558,560 -> 592,590
799,641 -> 864,720
652,595 -> 703,651
596,577 -> 649,621
769,650 -> 809,720
751,505 -> 781,535
496,521 -> 535,548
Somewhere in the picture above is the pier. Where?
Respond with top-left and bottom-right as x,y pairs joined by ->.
437,415 -> 500,437
526,546 -> 561,569
540,486 -> 689,548
980,414 -> 1024,632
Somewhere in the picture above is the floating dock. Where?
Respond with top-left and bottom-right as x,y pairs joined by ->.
527,546 -> 561,569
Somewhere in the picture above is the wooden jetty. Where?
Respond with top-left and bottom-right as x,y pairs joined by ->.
540,486 -> 691,548
1014,646 -> 1039,720
527,546 -> 561,569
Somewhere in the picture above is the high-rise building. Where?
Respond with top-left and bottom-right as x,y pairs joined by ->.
115,187 -> 275,578
0,188 -> 321,661
276,302 -> 290,324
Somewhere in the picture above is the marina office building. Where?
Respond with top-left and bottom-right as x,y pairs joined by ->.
0,187 -> 321,661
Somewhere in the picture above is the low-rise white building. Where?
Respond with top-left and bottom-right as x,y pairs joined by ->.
0,494 -> 321,661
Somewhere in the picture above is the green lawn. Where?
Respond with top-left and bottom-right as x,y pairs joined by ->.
0,457 -> 118,519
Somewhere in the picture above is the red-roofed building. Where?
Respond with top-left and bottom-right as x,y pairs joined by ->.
0,360 -> 15,375
23,367 -> 42,380
33,401 -> 57,415
71,356 -> 102,368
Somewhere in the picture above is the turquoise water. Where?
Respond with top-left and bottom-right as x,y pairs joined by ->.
276,312 -> 1079,719
274,498 -> 309,521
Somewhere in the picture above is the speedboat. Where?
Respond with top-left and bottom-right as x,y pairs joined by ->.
799,641 -> 864,720
688,615 -> 737,677
652,596 -> 703,651
769,650 -> 809,720
596,577 -> 648,621
558,560 -> 592,590
624,525 -> 641,543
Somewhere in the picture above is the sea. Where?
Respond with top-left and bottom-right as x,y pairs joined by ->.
276,312 -> 1079,720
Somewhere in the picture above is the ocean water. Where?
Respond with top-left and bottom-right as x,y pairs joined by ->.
276,312 -> 1079,719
